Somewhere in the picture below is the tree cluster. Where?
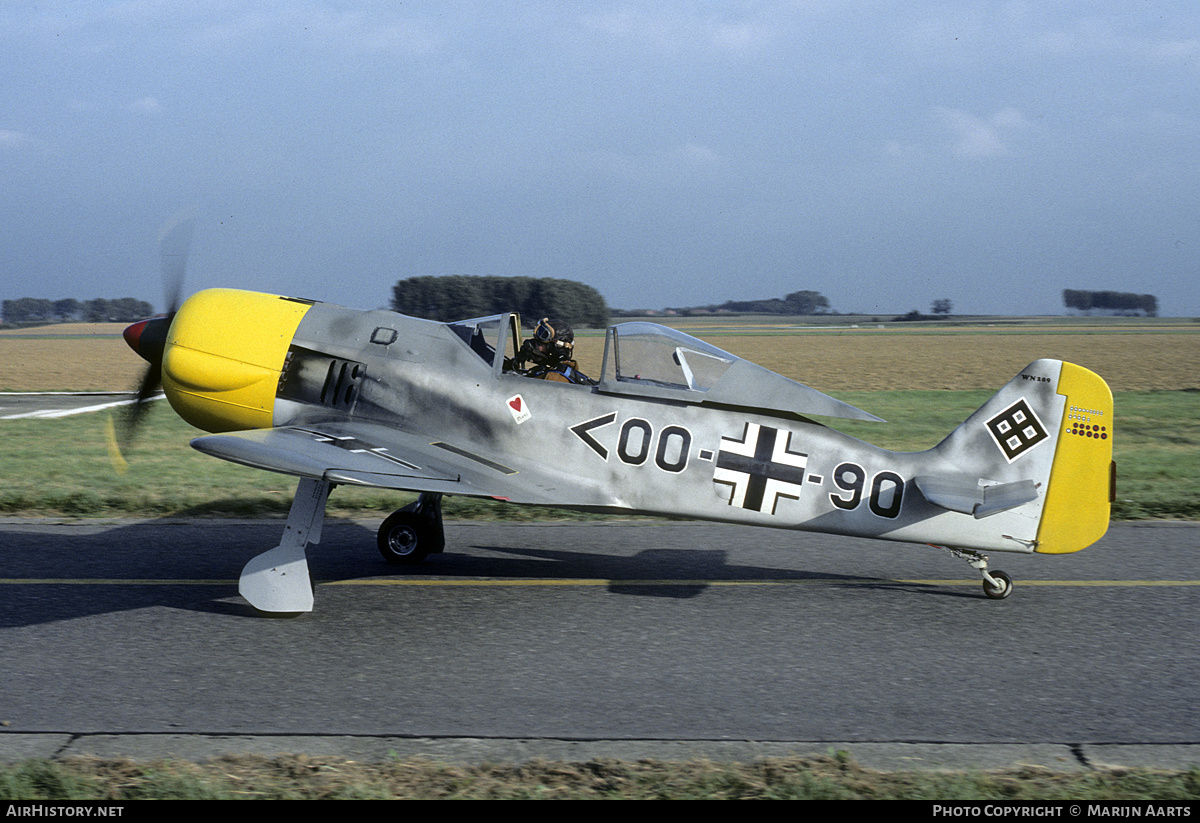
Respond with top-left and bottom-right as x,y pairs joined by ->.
665,290 -> 831,316
2,297 -> 154,325
391,276 -> 610,328
1063,290 -> 1158,317
893,299 -> 955,322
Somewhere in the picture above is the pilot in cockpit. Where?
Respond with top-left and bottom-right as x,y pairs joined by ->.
512,318 -> 596,385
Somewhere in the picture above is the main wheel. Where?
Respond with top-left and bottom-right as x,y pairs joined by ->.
983,570 -> 1013,600
377,511 -> 432,564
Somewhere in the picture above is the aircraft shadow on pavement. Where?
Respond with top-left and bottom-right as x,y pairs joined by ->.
447,544 -> 969,600
0,516 -> 969,627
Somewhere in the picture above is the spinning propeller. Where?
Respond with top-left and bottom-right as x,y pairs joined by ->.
111,217 -> 195,464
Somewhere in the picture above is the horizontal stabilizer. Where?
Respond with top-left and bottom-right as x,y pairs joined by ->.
914,475 -> 1039,519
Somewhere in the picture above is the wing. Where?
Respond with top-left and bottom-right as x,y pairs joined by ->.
191,420 -> 541,502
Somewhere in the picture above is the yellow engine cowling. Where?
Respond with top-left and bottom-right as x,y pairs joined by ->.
161,289 -> 312,432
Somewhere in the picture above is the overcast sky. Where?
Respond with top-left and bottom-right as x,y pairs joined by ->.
3,1 -> 1198,317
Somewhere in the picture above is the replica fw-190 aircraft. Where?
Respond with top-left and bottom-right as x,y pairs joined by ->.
123,288 -> 1114,613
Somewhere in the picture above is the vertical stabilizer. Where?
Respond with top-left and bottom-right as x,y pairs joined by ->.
919,359 -> 1113,555
1034,362 -> 1114,553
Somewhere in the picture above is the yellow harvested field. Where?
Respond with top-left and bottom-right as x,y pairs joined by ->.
713,331 -> 1200,392
580,327 -> 1200,392
1,326 -> 145,391
3,322 -> 1198,393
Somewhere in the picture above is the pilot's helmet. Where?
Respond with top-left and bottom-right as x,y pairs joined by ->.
532,317 -> 575,359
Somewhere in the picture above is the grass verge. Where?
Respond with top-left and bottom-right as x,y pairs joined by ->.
0,410 -> 599,520
1,391 -> 1195,521
3,754 -> 1200,800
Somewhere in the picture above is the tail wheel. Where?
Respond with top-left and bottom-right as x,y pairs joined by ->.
377,511 -> 432,564
983,570 -> 1013,600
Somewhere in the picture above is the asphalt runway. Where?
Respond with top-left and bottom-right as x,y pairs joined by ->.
1,517 -> 1197,769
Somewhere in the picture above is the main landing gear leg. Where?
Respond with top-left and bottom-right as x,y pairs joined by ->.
935,545 -> 1014,600
378,492 -> 445,564
239,477 -> 333,613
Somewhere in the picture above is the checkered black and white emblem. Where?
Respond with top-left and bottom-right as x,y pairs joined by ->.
986,399 -> 1049,463
714,423 -> 808,514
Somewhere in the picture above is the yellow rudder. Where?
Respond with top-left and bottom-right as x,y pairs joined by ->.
1035,362 -> 1114,554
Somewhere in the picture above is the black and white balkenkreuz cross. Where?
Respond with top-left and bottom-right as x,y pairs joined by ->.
714,423 -> 808,514
295,428 -> 420,470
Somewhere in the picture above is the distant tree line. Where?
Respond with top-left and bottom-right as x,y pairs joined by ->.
1063,290 -> 1158,317
391,276 -> 610,328
663,290 -> 832,317
892,299 -> 955,322
2,297 -> 155,325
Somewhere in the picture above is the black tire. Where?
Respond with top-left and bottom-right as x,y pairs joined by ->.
377,511 -> 431,564
983,570 -> 1013,600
